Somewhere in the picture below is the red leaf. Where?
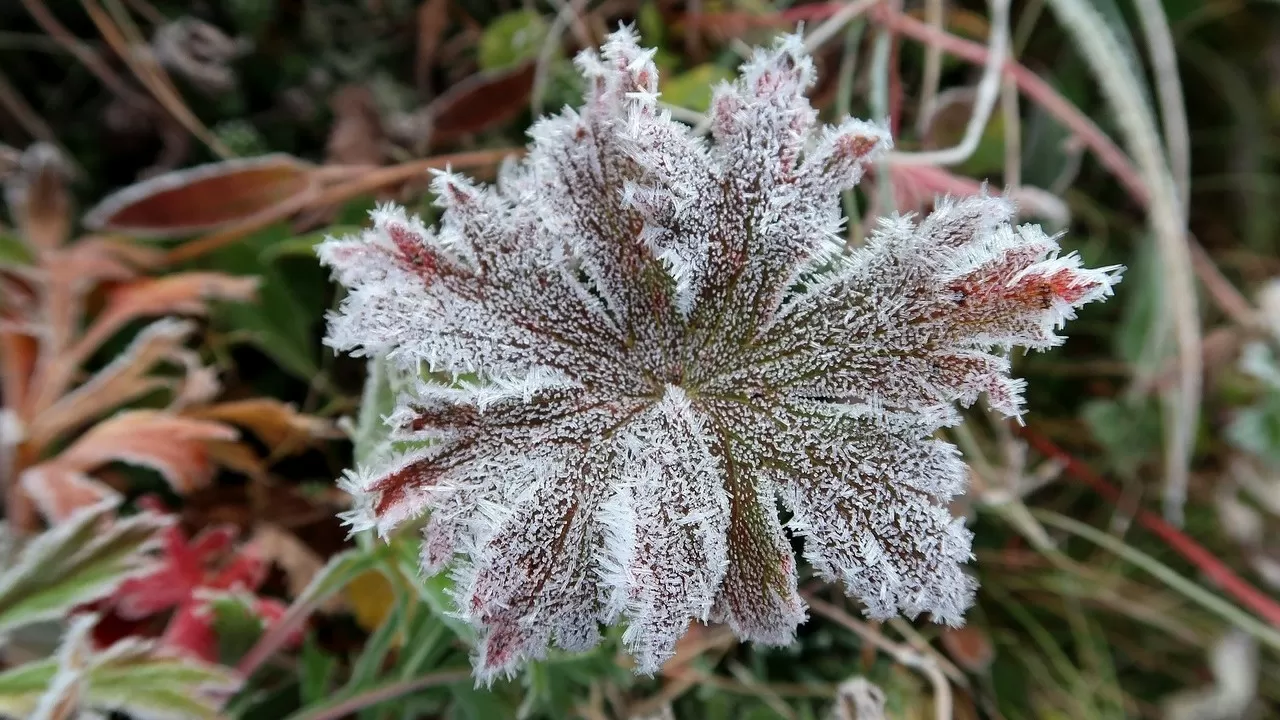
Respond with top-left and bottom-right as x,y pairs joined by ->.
939,625 -> 994,672
82,154 -> 315,237
427,62 -> 536,147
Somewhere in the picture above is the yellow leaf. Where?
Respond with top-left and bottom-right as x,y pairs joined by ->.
345,570 -> 396,633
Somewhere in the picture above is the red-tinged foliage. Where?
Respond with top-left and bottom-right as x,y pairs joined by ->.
427,62 -> 537,147
94,499 -> 297,662
1018,427 -> 1280,629
82,154 -> 315,237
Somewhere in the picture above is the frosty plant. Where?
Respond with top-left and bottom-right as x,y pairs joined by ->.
319,27 -> 1121,681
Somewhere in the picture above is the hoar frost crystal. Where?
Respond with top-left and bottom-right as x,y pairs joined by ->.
319,27 -> 1121,682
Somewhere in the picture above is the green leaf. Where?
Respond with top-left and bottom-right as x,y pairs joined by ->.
1080,396 -> 1162,477
298,635 -> 338,706
0,233 -> 33,265
390,537 -> 475,645
661,64 -> 735,113
0,501 -> 169,636
4,614 -> 240,719
347,577 -> 407,690
637,1 -> 665,46
210,592 -> 271,665
260,225 -> 362,263
205,223 -> 325,384
478,10 -> 549,70
0,657 -> 56,717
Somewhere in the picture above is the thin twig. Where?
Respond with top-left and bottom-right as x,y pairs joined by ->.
1042,0 -> 1199,527
287,669 -> 472,720
534,0 -> 593,117
886,0 -> 1010,167
81,0 -> 232,158
0,71 -> 81,178
914,0 -> 945,137
806,594 -> 953,720
1001,74 -> 1021,189
1018,425 -> 1280,629
801,0 -> 882,53
20,0 -> 141,102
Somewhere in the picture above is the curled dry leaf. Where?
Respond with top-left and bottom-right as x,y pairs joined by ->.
82,154 -> 314,238
2,143 -> 73,254
152,18 -> 249,94
939,624 -> 994,672
830,677 -> 887,720
21,411 -> 237,522
393,61 -> 537,150
27,319 -> 198,450
326,85 -> 386,167
186,398 -> 336,458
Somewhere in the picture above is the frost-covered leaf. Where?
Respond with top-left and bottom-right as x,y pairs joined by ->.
0,613 -> 240,720
830,677 -> 886,720
0,500 -> 170,636
318,27 -> 1121,683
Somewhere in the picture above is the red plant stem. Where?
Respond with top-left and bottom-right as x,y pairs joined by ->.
684,3 -> 1151,206
868,7 -> 1150,206
1017,425 -> 1280,629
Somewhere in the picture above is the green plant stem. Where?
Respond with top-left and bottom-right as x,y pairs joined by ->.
1031,509 -> 1280,652
285,669 -> 472,720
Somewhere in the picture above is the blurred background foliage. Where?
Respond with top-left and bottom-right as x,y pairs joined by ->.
2,0 -> 1280,718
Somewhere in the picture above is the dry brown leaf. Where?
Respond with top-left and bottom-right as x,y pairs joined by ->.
202,440 -> 269,482
19,467 -> 120,523
326,85 -> 385,167
73,272 -> 258,364
22,410 -> 237,521
0,331 -> 37,413
28,319 -> 196,450
425,61 -> 536,147
939,625 -> 994,673
186,398 -> 335,458
2,143 -> 72,253
249,522 -> 328,602
82,154 -> 315,237
414,0 -> 451,94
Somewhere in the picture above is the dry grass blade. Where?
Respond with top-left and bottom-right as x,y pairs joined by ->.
79,0 -> 232,159
414,0 -> 451,95
887,0 -> 1011,167
805,594 -> 956,720
1132,0 -> 1190,213
1042,0 -> 1201,526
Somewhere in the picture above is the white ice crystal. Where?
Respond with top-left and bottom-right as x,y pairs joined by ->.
318,26 -> 1122,683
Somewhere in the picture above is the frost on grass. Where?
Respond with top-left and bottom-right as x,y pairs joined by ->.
318,27 -> 1121,682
